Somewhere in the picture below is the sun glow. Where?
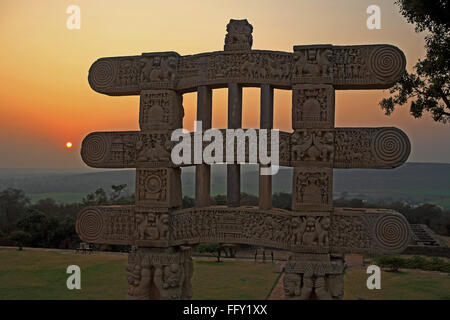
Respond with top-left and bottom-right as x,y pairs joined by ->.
66,142 -> 73,148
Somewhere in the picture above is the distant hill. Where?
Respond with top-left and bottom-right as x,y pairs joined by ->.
0,163 -> 449,208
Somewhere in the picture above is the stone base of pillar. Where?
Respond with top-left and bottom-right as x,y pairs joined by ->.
283,253 -> 345,300
126,247 -> 193,300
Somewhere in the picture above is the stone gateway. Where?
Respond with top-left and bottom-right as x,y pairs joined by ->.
76,19 -> 412,300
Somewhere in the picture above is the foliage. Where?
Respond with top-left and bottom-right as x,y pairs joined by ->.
212,194 -> 227,205
380,0 -> 450,123
182,196 -> 195,209
272,192 -> 292,210
8,230 -> 32,250
196,242 -> 223,262
0,185 -> 133,250
373,255 -> 404,272
373,254 -> 450,273
0,188 -> 30,233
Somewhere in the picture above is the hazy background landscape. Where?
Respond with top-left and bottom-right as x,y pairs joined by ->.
1,162 -> 449,209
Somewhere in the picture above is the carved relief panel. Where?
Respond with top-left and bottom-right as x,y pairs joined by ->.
126,248 -> 193,300
293,45 -> 333,84
292,84 -> 335,129
136,168 -> 182,208
291,129 -> 334,167
134,207 -> 169,247
139,90 -> 183,130
293,167 -> 333,212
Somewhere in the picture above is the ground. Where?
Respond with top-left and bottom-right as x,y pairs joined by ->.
0,248 -> 278,300
0,248 -> 449,300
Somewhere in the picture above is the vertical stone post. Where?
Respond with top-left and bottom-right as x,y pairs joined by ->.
284,45 -> 344,300
227,83 -> 242,207
259,84 -> 273,210
195,86 -> 212,207
128,89 -> 192,300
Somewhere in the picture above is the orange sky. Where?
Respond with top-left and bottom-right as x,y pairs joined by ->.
0,0 -> 449,168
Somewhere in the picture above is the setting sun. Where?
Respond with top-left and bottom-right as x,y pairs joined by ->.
66,142 -> 72,148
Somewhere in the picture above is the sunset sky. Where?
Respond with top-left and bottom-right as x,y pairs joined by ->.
1,0 -> 449,168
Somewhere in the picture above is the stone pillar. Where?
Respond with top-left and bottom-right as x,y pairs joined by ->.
283,253 -> 345,300
126,247 -> 193,300
195,86 -> 212,207
227,83 -> 242,207
288,52 -> 344,297
259,84 -> 273,210
129,89 -> 191,300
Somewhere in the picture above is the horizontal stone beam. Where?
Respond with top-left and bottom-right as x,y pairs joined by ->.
81,127 -> 410,169
88,45 -> 405,95
76,205 -> 412,254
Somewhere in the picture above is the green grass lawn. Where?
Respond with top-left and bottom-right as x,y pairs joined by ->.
344,269 -> 450,300
0,249 -> 278,300
1,248 -> 449,300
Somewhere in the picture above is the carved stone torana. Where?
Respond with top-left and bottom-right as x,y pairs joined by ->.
76,19 -> 414,300
126,248 -> 193,300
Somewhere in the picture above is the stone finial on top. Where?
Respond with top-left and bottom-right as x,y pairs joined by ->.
224,19 -> 253,51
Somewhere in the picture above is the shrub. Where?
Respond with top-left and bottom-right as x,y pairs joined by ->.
374,255 -> 405,272
8,230 -> 32,250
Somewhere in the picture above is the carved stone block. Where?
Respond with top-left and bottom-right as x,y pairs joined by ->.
139,90 -> 183,131
293,45 -> 333,84
134,207 -> 169,247
127,248 -> 193,300
292,167 -> 333,211
284,253 -> 345,300
224,19 -> 253,51
136,168 -> 182,208
291,129 -> 334,167
292,85 -> 334,129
